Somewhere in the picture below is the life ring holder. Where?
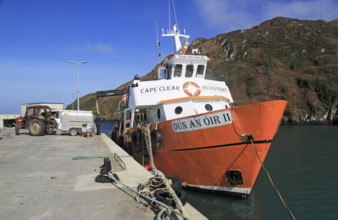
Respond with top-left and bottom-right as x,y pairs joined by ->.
183,82 -> 201,96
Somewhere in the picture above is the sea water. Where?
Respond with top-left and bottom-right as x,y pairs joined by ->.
186,126 -> 338,220
101,123 -> 338,219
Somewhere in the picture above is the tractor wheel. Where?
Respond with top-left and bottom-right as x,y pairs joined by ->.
28,119 -> 45,136
46,119 -> 57,135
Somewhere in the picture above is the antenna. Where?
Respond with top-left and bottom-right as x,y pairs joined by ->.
171,0 -> 179,30
168,0 -> 179,30
161,0 -> 190,54
168,0 -> 170,31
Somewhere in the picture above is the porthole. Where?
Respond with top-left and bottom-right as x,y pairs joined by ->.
205,104 -> 213,111
175,106 -> 183,114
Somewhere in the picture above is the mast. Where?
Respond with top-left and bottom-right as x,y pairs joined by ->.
161,0 -> 190,54
162,23 -> 190,54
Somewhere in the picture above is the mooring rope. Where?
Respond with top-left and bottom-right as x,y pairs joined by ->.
244,134 -> 296,220
231,107 -> 296,220
141,125 -> 190,220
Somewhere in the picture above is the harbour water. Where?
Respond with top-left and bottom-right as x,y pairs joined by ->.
101,123 -> 338,219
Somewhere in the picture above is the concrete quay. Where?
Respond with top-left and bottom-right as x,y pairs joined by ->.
0,128 -> 206,220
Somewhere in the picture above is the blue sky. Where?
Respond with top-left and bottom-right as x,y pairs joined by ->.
1,0 -> 337,114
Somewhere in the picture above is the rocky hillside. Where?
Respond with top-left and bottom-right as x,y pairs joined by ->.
69,17 -> 338,124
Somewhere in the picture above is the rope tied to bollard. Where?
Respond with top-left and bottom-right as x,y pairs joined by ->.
139,124 -> 190,220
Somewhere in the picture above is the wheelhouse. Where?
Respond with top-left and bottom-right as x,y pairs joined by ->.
158,55 -> 208,80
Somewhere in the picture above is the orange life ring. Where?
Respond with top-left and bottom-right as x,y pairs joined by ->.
183,82 -> 201,96
121,94 -> 127,103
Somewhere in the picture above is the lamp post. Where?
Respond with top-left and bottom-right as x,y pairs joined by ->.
69,60 -> 87,111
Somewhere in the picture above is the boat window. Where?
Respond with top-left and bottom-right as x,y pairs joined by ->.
196,65 -> 205,77
174,106 -> 183,114
157,109 -> 161,120
174,64 -> 182,77
185,64 -> 194,78
205,104 -> 213,111
158,67 -> 167,79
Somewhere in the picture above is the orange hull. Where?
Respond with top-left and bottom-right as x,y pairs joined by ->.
134,100 -> 287,197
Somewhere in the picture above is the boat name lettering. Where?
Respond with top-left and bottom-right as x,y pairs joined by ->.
172,110 -> 232,133
201,85 -> 228,93
140,85 -> 180,94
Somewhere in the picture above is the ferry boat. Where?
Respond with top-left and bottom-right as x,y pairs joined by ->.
109,23 -> 287,198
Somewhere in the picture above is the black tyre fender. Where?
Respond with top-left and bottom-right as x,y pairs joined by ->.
131,130 -> 143,153
123,142 -> 133,156
142,138 -> 150,158
168,177 -> 183,193
117,136 -> 124,148
151,129 -> 163,149
174,190 -> 187,207
142,130 -> 162,157
154,190 -> 174,207
154,189 -> 187,208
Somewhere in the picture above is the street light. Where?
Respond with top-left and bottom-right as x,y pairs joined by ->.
69,60 -> 87,111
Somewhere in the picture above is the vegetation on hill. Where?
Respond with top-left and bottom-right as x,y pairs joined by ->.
68,17 -> 338,124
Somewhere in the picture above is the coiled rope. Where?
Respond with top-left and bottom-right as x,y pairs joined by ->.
141,125 -> 190,220
107,171 -> 188,219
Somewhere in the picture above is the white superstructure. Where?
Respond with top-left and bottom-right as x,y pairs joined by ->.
117,24 -> 233,131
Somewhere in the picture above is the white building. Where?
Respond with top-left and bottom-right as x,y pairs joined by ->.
0,114 -> 21,129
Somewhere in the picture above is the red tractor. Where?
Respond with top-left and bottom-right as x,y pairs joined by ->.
15,105 -> 58,136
